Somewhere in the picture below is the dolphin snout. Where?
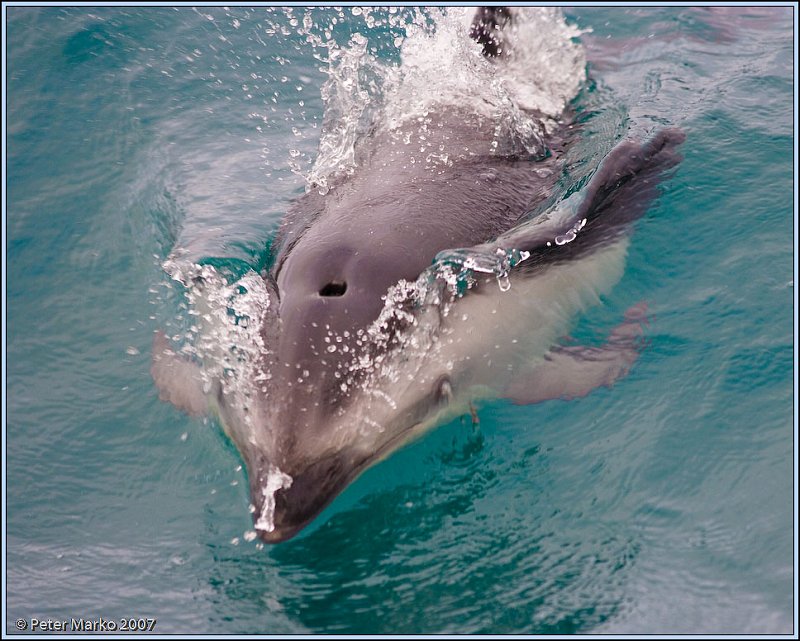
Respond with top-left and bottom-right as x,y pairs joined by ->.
249,451 -> 358,543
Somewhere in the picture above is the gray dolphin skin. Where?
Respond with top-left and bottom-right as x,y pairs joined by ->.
152,8 -> 685,543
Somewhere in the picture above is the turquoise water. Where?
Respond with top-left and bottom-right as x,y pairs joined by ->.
5,6 -> 794,634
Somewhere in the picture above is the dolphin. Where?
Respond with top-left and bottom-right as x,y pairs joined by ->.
152,8 -> 685,543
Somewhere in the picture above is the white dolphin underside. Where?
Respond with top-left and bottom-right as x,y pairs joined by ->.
335,237 -> 640,462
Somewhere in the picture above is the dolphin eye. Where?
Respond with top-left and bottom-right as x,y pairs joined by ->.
319,281 -> 347,297
435,376 -> 453,404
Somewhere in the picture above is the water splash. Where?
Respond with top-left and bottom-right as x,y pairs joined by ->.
433,246 -> 533,294
254,466 -> 293,533
161,255 -> 277,423
305,31 -> 376,194
296,7 -> 587,191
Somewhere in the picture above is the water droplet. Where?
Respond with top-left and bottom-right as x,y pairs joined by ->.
497,273 -> 511,292
555,229 -> 576,245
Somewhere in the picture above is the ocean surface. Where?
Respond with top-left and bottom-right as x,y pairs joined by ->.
5,6 -> 795,635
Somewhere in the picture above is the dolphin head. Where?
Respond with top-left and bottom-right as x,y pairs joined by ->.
240,232 -> 456,542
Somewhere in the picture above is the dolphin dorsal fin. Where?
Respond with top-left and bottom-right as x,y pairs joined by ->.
469,7 -> 513,58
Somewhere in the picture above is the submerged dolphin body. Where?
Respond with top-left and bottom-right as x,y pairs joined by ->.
152,9 -> 684,542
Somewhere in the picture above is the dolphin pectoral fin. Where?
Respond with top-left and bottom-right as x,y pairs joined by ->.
150,330 -> 209,417
504,302 -> 649,405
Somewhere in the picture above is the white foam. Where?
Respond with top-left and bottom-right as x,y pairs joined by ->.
254,466 -> 294,533
304,7 -> 587,191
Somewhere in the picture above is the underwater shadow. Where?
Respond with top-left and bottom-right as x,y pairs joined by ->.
204,418 -> 641,634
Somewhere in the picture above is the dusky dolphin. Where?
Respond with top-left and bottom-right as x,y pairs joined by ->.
152,8 -> 685,543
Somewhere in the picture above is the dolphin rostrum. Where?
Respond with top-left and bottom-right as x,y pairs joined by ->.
152,8 -> 685,542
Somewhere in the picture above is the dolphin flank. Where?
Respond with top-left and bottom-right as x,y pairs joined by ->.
152,7 -> 685,543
